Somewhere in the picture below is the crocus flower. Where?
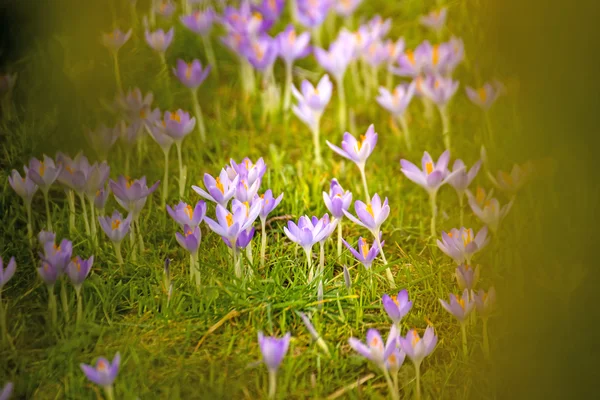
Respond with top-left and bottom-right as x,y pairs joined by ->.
0,257 -> 16,290
437,227 -> 489,265
420,74 -> 459,107
86,124 -> 120,159
420,8 -> 447,33
145,28 -> 175,53
327,124 -> 378,170
292,100 -> 319,130
28,155 -> 61,192
377,83 -> 416,117
258,331 -> 291,398
390,48 -> 424,78
366,15 -> 392,39
255,0 -> 285,20
37,260 -> 60,286
0,382 -> 12,400
175,225 -> 201,255
298,311 -> 330,355
314,42 -> 353,83
180,9 -> 216,36
258,190 -> 283,221
192,170 -> 240,206
234,177 -> 262,203
455,264 -> 480,291
398,326 -> 437,366
94,188 -> 110,211
223,227 -> 256,250
342,194 -> 390,237
284,216 -> 333,251
447,159 -> 481,198
38,230 -> 55,246
115,87 -> 154,122
440,289 -> 475,323
382,289 -> 412,324
173,59 -> 210,89
102,28 -> 132,52
400,150 -> 459,196
204,200 -> 262,247
466,82 -> 501,110
99,211 -> 132,243
244,35 -> 279,71
348,326 -> 397,368
42,239 -> 73,272
474,287 -> 496,319
467,189 -> 513,234
155,0 -> 176,18
323,179 -> 352,219
335,0 -> 363,17
276,25 -> 311,65
110,176 -> 160,216
443,37 -> 465,74
80,353 -> 121,391
292,74 -> 333,112
161,109 -> 196,140
229,157 -> 267,186
65,256 -> 94,290
296,0 -> 332,28
342,237 -> 382,269
489,163 -> 531,194
361,41 -> 389,68
167,201 -> 206,228
8,168 -> 38,205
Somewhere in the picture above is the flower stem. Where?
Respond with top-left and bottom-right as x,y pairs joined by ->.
430,191 -> 438,238
76,287 -> 83,326
43,190 -> 53,231
0,292 -> 7,347
48,285 -> 57,329
129,221 -> 137,261
482,317 -> 490,360
136,219 -> 145,254
337,220 -> 343,258
67,190 -> 75,235
484,110 -> 496,148
113,241 -> 124,266
104,385 -> 115,400
415,362 -> 421,400
202,35 -> 218,79
260,218 -> 267,269
319,241 -> 325,278
375,232 -> 395,287
268,369 -> 277,399
461,321 -> 468,358
79,193 -> 91,236
398,115 -> 412,151
89,198 -> 97,246
358,163 -> 370,201
162,148 -> 170,209
336,76 -> 347,132
311,122 -> 323,167
113,52 -> 123,94
283,62 -> 293,111
440,105 -> 451,151
382,367 -> 400,400
191,88 -> 206,142
175,140 -> 186,197
25,203 -> 33,247
459,193 -> 464,227
60,280 -> 70,323
305,247 -> 314,283
233,249 -> 242,279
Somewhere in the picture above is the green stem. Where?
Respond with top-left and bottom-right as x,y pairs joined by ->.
191,89 -> 206,142
382,367 -> 399,400
440,105 -> 451,151
60,280 -> 70,323
358,163 -> 370,201
67,190 -> 75,234
319,241 -> 325,278
375,233 -> 395,288
484,110 -> 496,148
162,148 -> 170,209
113,52 -> 123,94
89,198 -> 97,246
76,287 -> 83,326
129,220 -> 137,261
283,62 -> 293,111
260,218 -> 267,269
43,190 -> 53,231
350,60 -> 362,96
415,362 -> 421,400
399,115 -> 412,151
202,35 -> 218,79
113,241 -> 124,266
26,203 -> 33,247
482,317 -> 490,360
104,385 -> 115,400
459,193 -> 464,227
48,285 -> 57,329
311,121 -> 323,167
0,292 -> 6,347
461,322 -> 468,358
430,191 -> 438,238
79,193 -> 90,236
233,249 -> 242,279
136,219 -> 145,254
268,369 -> 277,399
336,76 -> 347,132
337,220 -> 343,258
175,141 -> 186,197
305,247 -> 314,283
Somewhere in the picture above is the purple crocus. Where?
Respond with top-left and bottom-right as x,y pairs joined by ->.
342,237 -> 382,269
102,28 -> 132,52
419,74 -> 459,107
466,190 -> 513,234
204,200 -> 262,249
348,327 -> 397,369
0,257 -> 16,290
334,0 -> 363,17
244,35 -> 279,71
342,194 -> 390,237
437,227 -> 489,265
42,239 -> 73,272
80,352 -> 120,393
292,74 -> 333,112
175,225 -> 201,255
420,8 -> 447,33
0,382 -> 13,400
110,176 -> 159,217
398,327 -> 437,366
255,0 -> 285,20
155,0 -> 176,18
327,125 -> 378,199
277,25 -> 311,65
440,289 -> 475,323
447,159 -> 481,198
314,42 -> 353,83
99,211 -> 132,244
173,59 -> 211,89
361,41 -> 388,68
296,0 -> 332,29
466,82 -> 502,110
28,155 -> 61,193
257,331 -> 291,371
38,230 -> 55,246
366,15 -> 392,39
167,201 -> 206,228
377,83 -> 416,117
65,255 -> 94,290
400,150 -> 460,196
37,260 -> 60,286
145,28 -> 175,53
390,48 -> 424,78
86,124 -> 120,159
223,227 -> 256,250
474,287 -> 496,319
489,163 -> 531,194
94,188 -> 110,211
8,168 -> 38,206
192,169 -> 240,206
229,157 -> 267,186
115,87 -> 154,122
382,289 -> 413,324
323,179 -> 352,219
455,264 -> 480,291
258,190 -> 284,221
161,109 -> 196,140
180,9 -> 216,36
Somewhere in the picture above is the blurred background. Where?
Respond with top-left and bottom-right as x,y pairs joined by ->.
1,0 -> 599,398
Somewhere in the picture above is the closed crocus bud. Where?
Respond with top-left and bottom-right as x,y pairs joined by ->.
0,256 -> 16,289
38,230 -> 55,246
28,155 -> 62,192
439,289 -> 475,323
8,168 -> 38,205
455,264 -> 480,291
162,110 -> 196,140
258,332 -> 291,373
37,260 -> 60,286
180,8 -> 216,36
327,124 -> 378,167
323,179 -> 352,219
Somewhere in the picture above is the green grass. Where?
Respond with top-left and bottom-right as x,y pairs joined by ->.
0,0 -> 541,398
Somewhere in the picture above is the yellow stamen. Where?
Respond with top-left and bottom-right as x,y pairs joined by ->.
500,171 -> 514,187
111,219 -> 121,230
406,50 -> 415,66
391,295 -> 400,306
432,45 -> 440,66
226,213 -> 233,227
169,112 -> 181,123
98,360 -> 107,371
411,330 -> 420,346
365,203 -> 374,217
455,294 -> 466,310
39,162 -> 46,176
185,228 -> 193,237
215,177 -> 224,193
478,87 -> 488,102
66,165 -> 74,174
370,337 -> 380,347
360,240 -> 370,258
462,229 -> 473,246
425,162 -> 434,175
185,63 -> 193,80
288,30 -> 296,43
475,187 -> 486,205
184,204 -> 194,220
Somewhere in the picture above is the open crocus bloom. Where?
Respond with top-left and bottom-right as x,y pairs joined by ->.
382,289 -> 413,324
284,215 -> 335,252
258,332 -> 291,372
342,236 -> 382,269
439,289 -> 475,323
398,326 -> 437,366
277,25 -> 311,65
343,193 -> 390,235
455,264 -> 480,291
173,59 -> 211,89
474,287 -> 496,318
400,150 -> 462,196
348,326 -> 398,369
376,82 -> 416,117
204,200 -> 262,246
323,179 -> 352,219
192,169 -> 240,206
144,28 -> 175,53
327,124 -> 378,167
466,189 -> 513,234
466,82 -> 502,110
80,352 -> 121,388
167,201 -> 206,228
98,211 -> 132,243
447,159 -> 481,197
419,8 -> 447,32
437,226 -> 489,265
292,74 -> 333,112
